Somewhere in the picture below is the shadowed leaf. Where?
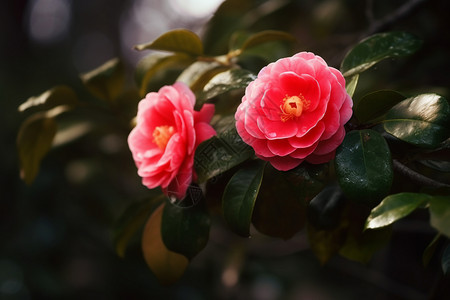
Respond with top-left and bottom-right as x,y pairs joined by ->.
341,32 -> 422,77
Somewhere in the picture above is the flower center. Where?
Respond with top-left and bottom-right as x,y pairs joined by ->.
280,95 -> 308,122
153,125 -> 175,150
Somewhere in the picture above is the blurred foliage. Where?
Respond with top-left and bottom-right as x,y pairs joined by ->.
3,0 -> 450,299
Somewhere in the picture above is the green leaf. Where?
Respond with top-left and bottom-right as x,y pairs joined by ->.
176,61 -> 230,93
339,226 -> 392,264
365,193 -> 430,229
442,244 -> 450,274
18,85 -> 78,113
345,74 -> 359,98
17,104 -> 70,185
341,32 -> 422,77
355,90 -> 405,124
222,160 -> 266,237
252,165 -> 307,239
142,203 -> 189,285
194,116 -> 254,183
335,129 -> 393,204
114,195 -> 164,258
429,195 -> 450,238
135,53 -> 194,97
161,194 -> 211,260
383,94 -> 450,148
81,58 -> 125,103
307,222 -> 347,264
423,234 -> 442,267
198,68 -> 256,101
134,29 -> 203,56
307,185 -> 346,230
238,30 -> 296,53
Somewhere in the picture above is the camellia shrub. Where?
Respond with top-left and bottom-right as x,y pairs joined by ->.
17,0 -> 449,288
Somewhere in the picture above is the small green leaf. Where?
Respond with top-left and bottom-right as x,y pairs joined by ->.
345,74 -> 359,98
135,53 -> 194,97
195,116 -> 254,183
114,195 -> 164,258
355,90 -> 405,124
177,61 -> 230,93
222,160 -> 266,237
17,113 -> 57,185
81,58 -> 125,103
429,195 -> 450,238
365,193 -> 430,229
239,30 -> 296,53
339,226 -> 392,264
161,195 -> 211,260
134,29 -> 203,56
18,85 -> 78,113
335,129 -> 393,204
383,94 -> 450,148
307,222 -> 347,264
341,32 -> 422,77
198,68 -> 256,101
142,203 -> 189,285
442,245 -> 450,274
423,234 -> 442,267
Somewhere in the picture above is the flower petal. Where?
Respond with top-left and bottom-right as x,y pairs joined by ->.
267,139 -> 296,156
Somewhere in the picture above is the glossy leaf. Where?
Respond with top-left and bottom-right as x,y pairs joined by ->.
81,58 -> 125,103
239,30 -> 296,53
114,195 -> 164,258
222,160 -> 266,237
252,165 -> 307,239
335,129 -> 393,204
345,74 -> 359,98
341,32 -> 422,77
177,61 -> 230,93
18,85 -> 78,113
354,90 -> 405,124
142,203 -> 189,285
198,68 -> 256,101
383,94 -> 450,148
194,116 -> 254,183
442,245 -> 450,274
135,53 -> 194,97
161,197 -> 211,260
429,195 -> 450,238
134,29 -> 203,56
17,113 -> 57,185
365,193 -> 430,229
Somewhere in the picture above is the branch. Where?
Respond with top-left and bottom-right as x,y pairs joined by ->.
364,0 -> 427,36
392,159 -> 450,189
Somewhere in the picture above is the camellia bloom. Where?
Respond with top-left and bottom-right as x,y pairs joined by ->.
128,82 -> 216,200
235,52 -> 353,171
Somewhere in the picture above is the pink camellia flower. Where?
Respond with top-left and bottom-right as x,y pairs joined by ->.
235,52 -> 353,171
128,82 -> 216,200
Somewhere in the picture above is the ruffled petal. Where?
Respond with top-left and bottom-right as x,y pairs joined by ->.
267,139 -> 296,156
257,117 -> 298,139
288,121 -> 325,148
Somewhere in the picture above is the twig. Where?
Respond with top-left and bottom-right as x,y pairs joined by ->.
364,0 -> 428,36
392,159 -> 450,189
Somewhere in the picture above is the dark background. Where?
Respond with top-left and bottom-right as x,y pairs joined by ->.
1,0 -> 450,299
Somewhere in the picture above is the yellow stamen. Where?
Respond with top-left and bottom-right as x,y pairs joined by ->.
153,125 -> 175,149
280,94 -> 309,122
